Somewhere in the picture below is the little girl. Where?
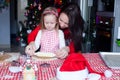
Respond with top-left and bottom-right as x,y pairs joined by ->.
34,7 -> 65,53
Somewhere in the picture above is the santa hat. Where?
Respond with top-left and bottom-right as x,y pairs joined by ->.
56,53 -> 112,80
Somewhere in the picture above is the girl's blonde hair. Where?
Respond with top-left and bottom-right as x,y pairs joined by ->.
40,7 -> 59,30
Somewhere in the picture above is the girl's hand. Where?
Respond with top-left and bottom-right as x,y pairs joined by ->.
55,46 -> 69,59
25,41 -> 36,56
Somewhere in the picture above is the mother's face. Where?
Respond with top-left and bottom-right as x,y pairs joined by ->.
58,13 -> 69,29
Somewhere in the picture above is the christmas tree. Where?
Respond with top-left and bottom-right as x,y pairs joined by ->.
25,0 -> 42,31
19,0 -> 43,46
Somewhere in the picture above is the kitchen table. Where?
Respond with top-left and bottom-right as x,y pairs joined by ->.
0,53 -> 120,80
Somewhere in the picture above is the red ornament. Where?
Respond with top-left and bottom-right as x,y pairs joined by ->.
30,4 -> 34,9
55,0 -> 62,5
16,37 -> 20,41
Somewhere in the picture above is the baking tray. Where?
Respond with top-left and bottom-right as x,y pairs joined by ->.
99,52 -> 120,69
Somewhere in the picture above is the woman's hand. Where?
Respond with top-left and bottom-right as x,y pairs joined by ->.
55,46 -> 69,59
25,41 -> 36,56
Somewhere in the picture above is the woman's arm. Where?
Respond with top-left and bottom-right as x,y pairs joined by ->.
27,25 -> 40,44
34,30 -> 42,50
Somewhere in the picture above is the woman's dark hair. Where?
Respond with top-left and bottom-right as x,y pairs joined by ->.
60,3 -> 84,52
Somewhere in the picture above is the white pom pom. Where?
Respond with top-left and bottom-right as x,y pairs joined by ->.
104,70 -> 113,78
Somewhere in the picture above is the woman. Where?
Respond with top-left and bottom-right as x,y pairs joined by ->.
25,3 -> 84,59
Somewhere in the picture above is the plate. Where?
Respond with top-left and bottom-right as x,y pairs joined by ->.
32,52 -> 57,61
34,52 -> 56,58
9,66 -> 21,73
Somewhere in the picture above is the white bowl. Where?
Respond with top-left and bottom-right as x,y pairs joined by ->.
9,66 -> 21,73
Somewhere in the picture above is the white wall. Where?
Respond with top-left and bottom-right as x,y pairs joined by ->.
0,7 -> 10,48
17,0 -> 27,24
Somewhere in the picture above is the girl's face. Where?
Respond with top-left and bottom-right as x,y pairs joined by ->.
44,14 -> 57,31
59,13 -> 69,29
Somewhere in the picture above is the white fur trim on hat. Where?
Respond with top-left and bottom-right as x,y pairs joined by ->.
56,67 -> 89,80
87,73 -> 101,80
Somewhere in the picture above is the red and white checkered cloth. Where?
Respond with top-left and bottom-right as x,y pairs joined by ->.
83,53 -> 120,80
0,53 -> 120,80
